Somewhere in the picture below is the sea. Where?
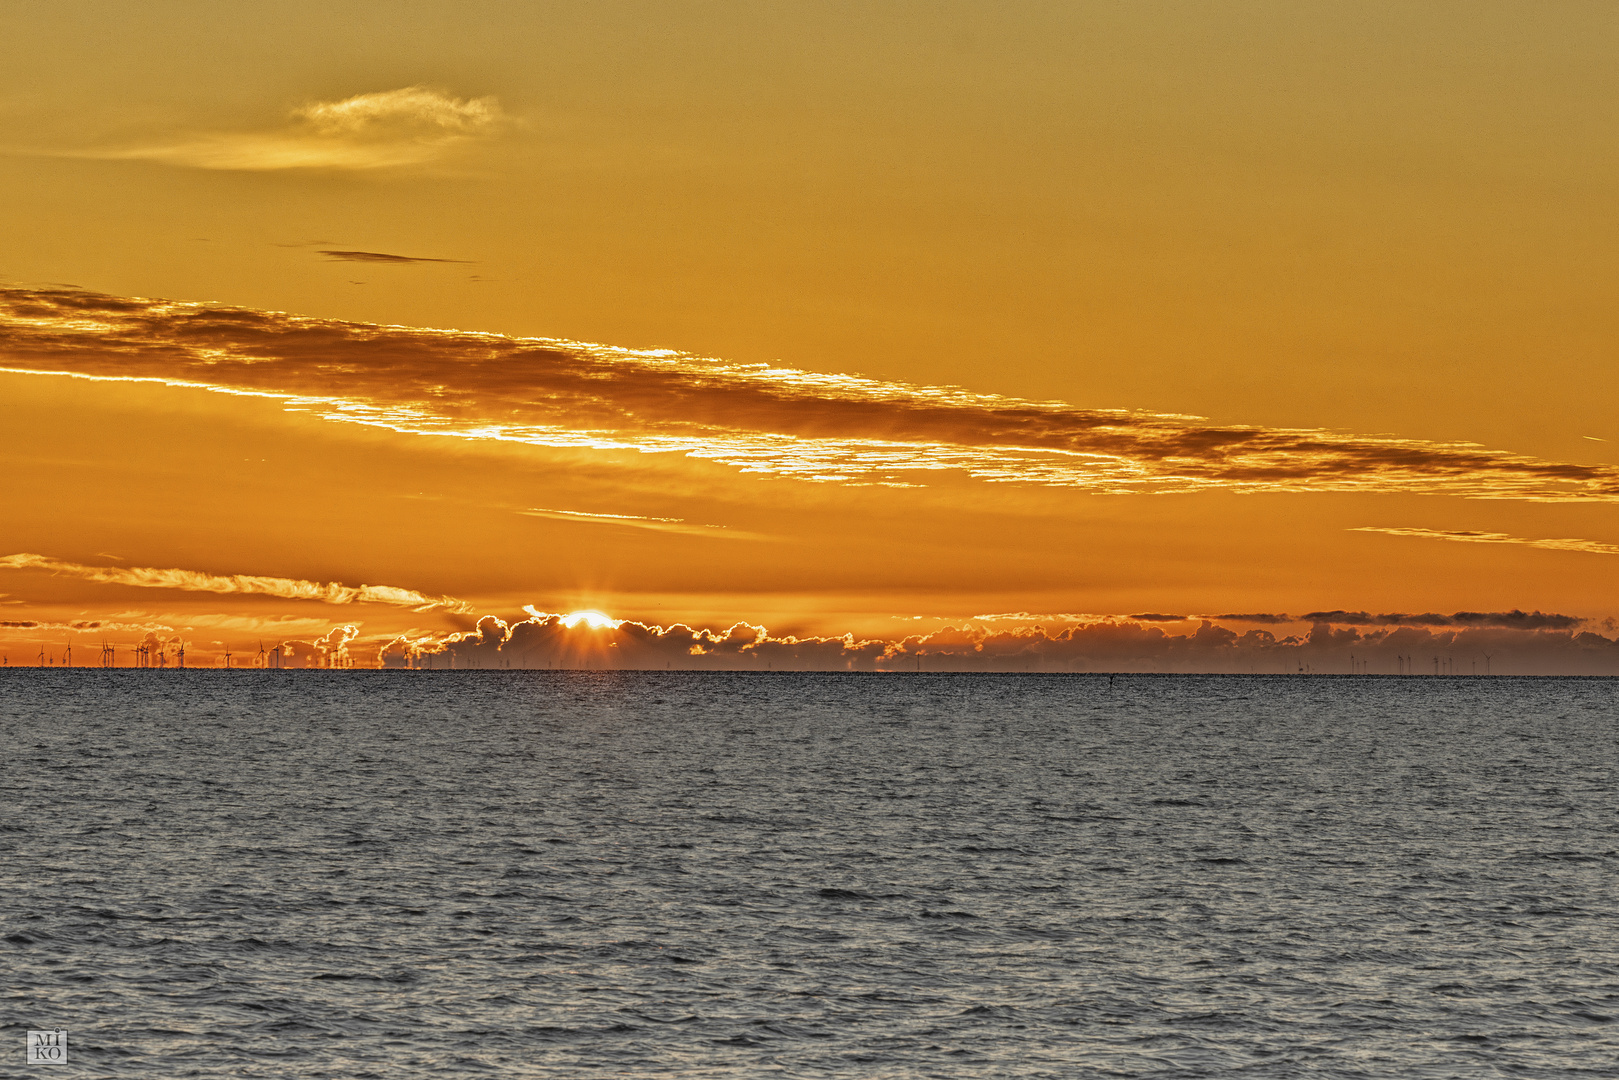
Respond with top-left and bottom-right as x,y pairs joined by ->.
2,672 -> 1616,1078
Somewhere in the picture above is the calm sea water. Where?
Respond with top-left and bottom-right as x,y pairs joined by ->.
2,672 -> 1616,1077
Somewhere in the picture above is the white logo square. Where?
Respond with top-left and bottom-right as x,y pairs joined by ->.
26,1030 -> 68,1066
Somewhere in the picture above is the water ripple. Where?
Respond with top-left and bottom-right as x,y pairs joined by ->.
2,671 -> 1617,1076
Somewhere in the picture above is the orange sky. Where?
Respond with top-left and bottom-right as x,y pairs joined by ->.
1,3 -> 1616,671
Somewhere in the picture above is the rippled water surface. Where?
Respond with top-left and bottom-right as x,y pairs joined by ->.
3,672 -> 1617,1077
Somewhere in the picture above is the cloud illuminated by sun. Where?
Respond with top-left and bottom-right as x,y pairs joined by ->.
52,86 -> 506,172
7,285 -> 1619,502
531,606 -> 620,630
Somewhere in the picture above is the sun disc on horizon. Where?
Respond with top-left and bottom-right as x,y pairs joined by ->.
563,610 -> 617,630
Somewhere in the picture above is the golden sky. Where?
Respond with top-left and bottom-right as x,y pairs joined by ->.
1,2 -> 1616,671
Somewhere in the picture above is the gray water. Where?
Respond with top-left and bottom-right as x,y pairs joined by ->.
2,672 -> 1616,1077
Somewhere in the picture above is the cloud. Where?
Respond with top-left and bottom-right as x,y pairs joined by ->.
273,625 -> 360,669
973,610 -> 1295,626
1298,609 -> 1582,630
3,603 -> 1614,673
0,553 -> 471,613
970,612 -> 1098,623
1352,526 -> 1619,556
518,506 -> 761,539
317,250 -> 473,264
62,87 -> 505,172
356,609 -> 1619,675
0,618 -> 174,632
3,286 -> 1619,500
525,506 -> 684,524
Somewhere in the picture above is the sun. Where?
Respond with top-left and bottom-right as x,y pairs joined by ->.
562,610 -> 618,630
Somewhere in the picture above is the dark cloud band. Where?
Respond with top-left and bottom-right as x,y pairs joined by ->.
3,285 -> 1617,500
1299,609 -> 1581,630
317,250 -> 472,264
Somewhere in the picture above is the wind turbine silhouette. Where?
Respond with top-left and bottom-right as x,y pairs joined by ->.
257,641 -> 267,668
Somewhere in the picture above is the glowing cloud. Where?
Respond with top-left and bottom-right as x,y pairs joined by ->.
527,507 -> 685,524
518,507 -> 757,539
60,87 -> 505,171
3,605 -> 1613,674
3,286 -> 1619,501
0,553 -> 471,612
1351,526 -> 1619,556
363,607 -> 1618,675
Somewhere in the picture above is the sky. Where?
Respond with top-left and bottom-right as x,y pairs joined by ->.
1,1 -> 1617,672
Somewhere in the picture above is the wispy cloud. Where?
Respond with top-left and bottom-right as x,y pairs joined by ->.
4,286 -> 1619,501
1352,526 -> 1619,556
1,618 -> 174,632
0,553 -> 471,612
970,611 -> 1089,623
317,250 -> 473,264
525,506 -> 685,524
1298,609 -> 1582,630
59,87 -> 505,172
974,611 -> 1232,625
518,506 -> 759,539
1347,524 -> 1619,553
968,608 -> 1547,629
